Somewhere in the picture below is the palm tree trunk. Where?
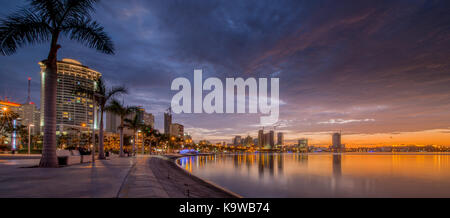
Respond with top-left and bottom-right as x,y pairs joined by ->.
119,127 -> 124,157
119,118 -> 124,157
39,35 -> 60,168
98,109 -> 105,159
141,136 -> 144,155
132,130 -> 136,156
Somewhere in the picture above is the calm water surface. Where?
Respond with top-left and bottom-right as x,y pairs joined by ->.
178,153 -> 450,197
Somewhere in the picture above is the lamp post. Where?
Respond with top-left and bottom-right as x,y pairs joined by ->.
28,124 -> 34,155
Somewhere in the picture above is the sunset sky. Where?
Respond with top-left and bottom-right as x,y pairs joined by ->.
0,0 -> 449,146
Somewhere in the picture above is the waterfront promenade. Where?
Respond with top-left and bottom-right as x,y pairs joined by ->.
0,155 -> 235,198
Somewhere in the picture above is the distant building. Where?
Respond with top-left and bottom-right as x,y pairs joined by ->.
263,131 -> 275,149
332,132 -> 343,152
164,112 -> 172,135
233,136 -> 242,146
105,111 -> 121,134
244,135 -> 253,147
39,58 -> 101,134
298,138 -> 308,148
277,132 -> 284,146
143,112 -> 155,128
258,130 -> 264,147
18,103 -> 40,135
170,123 -> 184,138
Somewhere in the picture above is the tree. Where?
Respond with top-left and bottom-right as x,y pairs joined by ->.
94,78 -> 127,159
0,109 -> 19,134
141,125 -> 158,155
0,0 -> 114,167
105,99 -> 138,157
124,114 -> 143,156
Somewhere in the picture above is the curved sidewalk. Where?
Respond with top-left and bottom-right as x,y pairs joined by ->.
0,155 -> 235,198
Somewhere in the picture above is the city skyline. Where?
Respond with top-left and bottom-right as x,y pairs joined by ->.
1,0 -> 450,146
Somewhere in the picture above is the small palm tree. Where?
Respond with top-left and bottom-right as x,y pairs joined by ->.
124,114 -> 143,156
105,99 -> 138,157
95,78 -> 127,159
0,109 -> 19,134
0,0 -> 115,168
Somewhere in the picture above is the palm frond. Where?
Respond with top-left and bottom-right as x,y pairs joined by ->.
30,0 -> 64,25
62,17 -> 114,54
0,9 -> 51,55
107,86 -> 127,99
62,0 -> 99,21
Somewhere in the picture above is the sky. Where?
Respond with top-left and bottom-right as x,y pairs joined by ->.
0,0 -> 450,146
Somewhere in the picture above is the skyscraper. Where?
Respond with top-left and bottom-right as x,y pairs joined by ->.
164,112 -> 172,135
332,132 -> 342,152
143,112 -> 155,128
39,58 -> 101,133
233,136 -> 242,146
170,123 -> 184,138
19,103 -> 40,135
277,132 -> 284,146
105,111 -> 121,134
263,131 -> 275,149
258,129 -> 264,147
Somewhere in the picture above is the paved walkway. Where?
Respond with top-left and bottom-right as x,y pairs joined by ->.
0,155 -> 236,198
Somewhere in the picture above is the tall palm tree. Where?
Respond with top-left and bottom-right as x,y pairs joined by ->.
0,0 -> 114,168
105,100 -> 138,157
124,114 -> 143,156
94,78 -> 127,159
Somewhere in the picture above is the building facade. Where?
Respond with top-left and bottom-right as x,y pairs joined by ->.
233,136 -> 242,146
18,103 -> 40,135
258,130 -> 264,147
143,112 -> 155,128
277,132 -> 284,146
164,112 -> 172,135
39,59 -> 101,134
263,131 -> 275,149
170,123 -> 184,138
332,132 -> 343,152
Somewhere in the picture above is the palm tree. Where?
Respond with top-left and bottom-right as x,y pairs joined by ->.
94,78 -> 127,159
0,0 -> 114,168
105,99 -> 138,157
0,109 -> 19,134
142,127 -> 159,155
124,114 -> 143,156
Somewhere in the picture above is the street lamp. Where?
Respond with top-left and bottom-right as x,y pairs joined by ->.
28,124 -> 34,155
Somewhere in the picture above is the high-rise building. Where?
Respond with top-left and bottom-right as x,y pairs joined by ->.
170,123 -> 184,138
164,112 -> 172,135
233,136 -> 242,146
244,135 -> 253,147
332,132 -> 342,152
298,138 -> 308,148
19,103 -> 40,135
105,111 -> 121,134
263,131 -> 275,149
277,132 -> 284,146
258,129 -> 264,147
143,112 -> 155,128
39,58 -> 101,134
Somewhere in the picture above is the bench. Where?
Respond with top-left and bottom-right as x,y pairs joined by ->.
56,150 -> 93,166
71,150 -> 92,164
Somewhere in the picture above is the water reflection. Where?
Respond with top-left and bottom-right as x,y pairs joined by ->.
332,154 -> 342,177
177,153 -> 450,197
